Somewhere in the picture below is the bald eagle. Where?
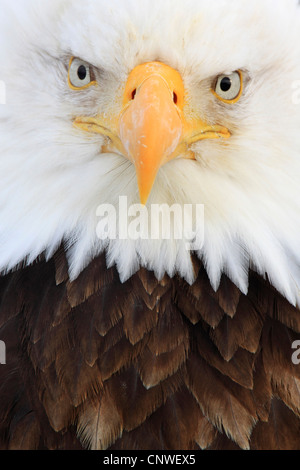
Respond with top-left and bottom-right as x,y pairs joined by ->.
1,0 -> 300,451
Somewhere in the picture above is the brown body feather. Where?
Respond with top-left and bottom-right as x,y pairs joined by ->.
0,247 -> 300,450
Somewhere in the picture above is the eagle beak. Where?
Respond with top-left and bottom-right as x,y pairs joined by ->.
74,62 -> 230,205
119,64 -> 184,205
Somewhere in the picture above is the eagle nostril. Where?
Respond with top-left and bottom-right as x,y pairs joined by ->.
130,88 -> 178,103
131,88 -> 137,100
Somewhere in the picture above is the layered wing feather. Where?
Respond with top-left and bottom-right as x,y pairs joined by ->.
0,248 -> 300,449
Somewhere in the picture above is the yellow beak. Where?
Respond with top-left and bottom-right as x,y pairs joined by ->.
74,62 -> 230,205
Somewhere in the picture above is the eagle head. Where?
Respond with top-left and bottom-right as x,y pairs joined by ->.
0,0 -> 300,304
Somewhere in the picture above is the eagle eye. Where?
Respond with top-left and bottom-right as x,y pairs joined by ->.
212,71 -> 243,104
68,57 -> 96,90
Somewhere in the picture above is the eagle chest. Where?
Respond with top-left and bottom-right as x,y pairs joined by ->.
1,249 -> 300,450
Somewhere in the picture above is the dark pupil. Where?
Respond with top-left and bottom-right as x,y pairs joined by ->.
220,77 -> 231,92
77,65 -> 87,81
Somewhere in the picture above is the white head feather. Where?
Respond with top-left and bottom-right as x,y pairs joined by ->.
0,0 -> 300,305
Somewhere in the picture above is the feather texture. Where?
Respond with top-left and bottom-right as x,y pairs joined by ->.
1,248 -> 300,450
